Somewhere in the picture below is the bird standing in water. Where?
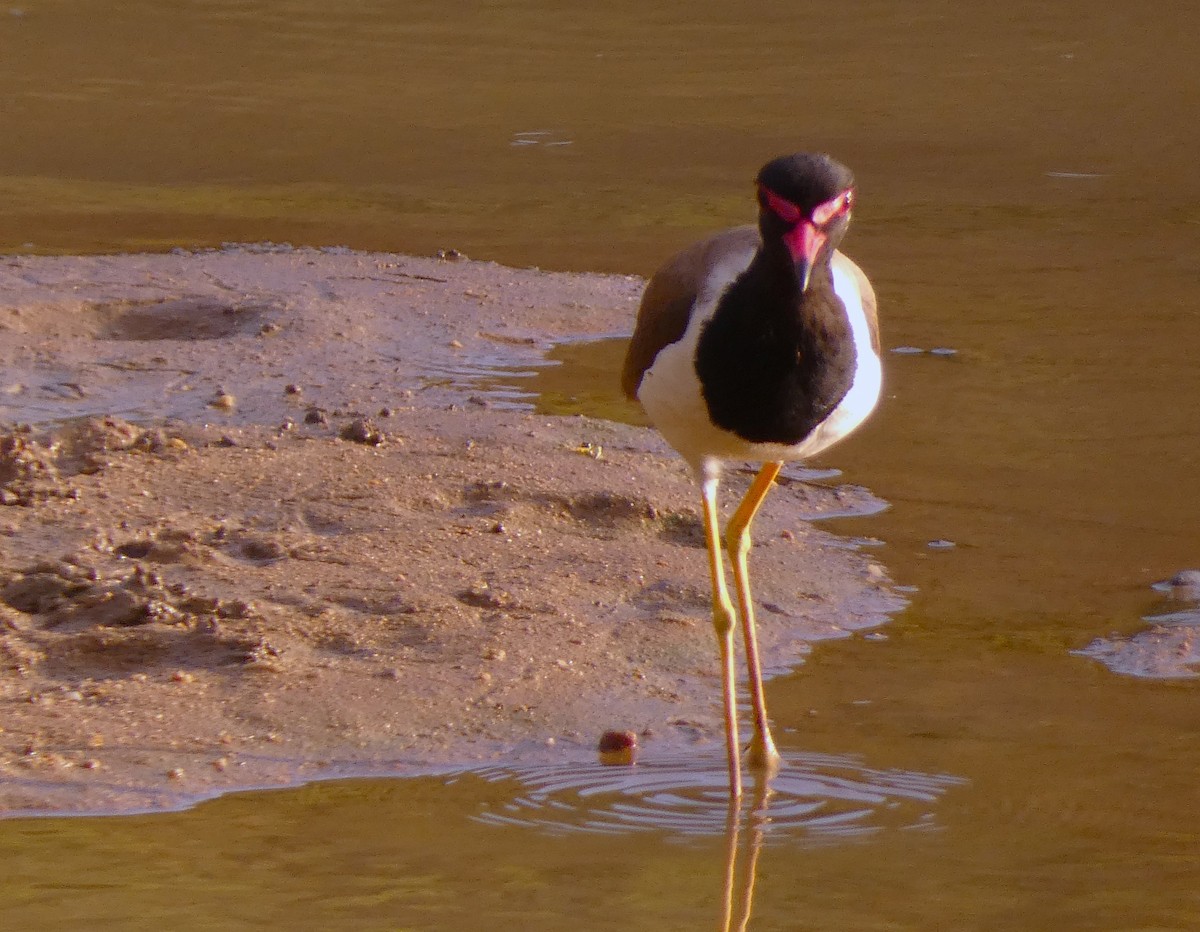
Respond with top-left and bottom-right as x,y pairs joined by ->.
621,153 -> 882,797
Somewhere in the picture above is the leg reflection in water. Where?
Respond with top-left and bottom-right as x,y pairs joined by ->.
718,779 -> 771,932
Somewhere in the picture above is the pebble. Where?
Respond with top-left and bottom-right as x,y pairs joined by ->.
597,729 -> 638,766
339,418 -> 384,446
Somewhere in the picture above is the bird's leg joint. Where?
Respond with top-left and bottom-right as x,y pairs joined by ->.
711,595 -> 737,638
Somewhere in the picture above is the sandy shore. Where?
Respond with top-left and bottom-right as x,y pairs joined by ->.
0,247 -> 898,815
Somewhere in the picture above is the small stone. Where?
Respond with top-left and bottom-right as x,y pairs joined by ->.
597,729 -> 638,766
284,383 -> 303,395
167,768 -> 185,779
171,670 -> 195,684
209,392 -> 236,412
217,599 -> 253,619
212,757 -> 229,772
339,418 -> 384,445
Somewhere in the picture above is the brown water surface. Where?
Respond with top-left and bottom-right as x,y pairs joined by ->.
3,1 -> 1200,928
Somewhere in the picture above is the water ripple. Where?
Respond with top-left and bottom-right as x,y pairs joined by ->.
469,749 -> 965,842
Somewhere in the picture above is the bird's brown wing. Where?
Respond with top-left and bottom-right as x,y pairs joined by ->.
621,225 -> 760,400
831,250 -> 880,354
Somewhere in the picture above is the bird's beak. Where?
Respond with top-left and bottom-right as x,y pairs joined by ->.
784,220 -> 827,293
787,219 -> 825,292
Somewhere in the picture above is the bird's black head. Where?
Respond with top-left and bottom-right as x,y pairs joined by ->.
756,153 -> 854,214
755,153 -> 856,290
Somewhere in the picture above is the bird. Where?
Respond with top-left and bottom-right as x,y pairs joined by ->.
620,153 -> 882,797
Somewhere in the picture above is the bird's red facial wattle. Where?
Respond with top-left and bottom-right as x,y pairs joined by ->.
758,184 -> 855,291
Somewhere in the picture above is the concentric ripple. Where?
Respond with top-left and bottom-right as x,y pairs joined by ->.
469,749 -> 966,842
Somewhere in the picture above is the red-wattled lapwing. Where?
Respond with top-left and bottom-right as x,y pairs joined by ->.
621,153 -> 882,798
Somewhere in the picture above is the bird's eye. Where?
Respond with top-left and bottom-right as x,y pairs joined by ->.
811,189 -> 854,226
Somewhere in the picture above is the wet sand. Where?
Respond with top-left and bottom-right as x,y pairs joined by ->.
0,247 -> 898,815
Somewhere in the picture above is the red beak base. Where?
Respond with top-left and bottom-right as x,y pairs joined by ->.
784,221 -> 827,292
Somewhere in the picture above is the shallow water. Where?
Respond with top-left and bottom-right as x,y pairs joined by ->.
3,1 -> 1200,928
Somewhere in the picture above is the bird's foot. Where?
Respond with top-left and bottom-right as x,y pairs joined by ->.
744,732 -> 782,775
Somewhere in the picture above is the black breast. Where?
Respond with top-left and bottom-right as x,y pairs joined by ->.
694,269 -> 857,445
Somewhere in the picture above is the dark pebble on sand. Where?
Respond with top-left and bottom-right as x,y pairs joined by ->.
340,418 -> 385,446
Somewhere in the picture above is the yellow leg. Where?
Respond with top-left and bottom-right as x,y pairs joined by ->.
725,462 -> 783,773
701,468 -> 742,798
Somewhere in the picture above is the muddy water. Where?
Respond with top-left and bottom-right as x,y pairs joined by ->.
4,1 -> 1200,929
